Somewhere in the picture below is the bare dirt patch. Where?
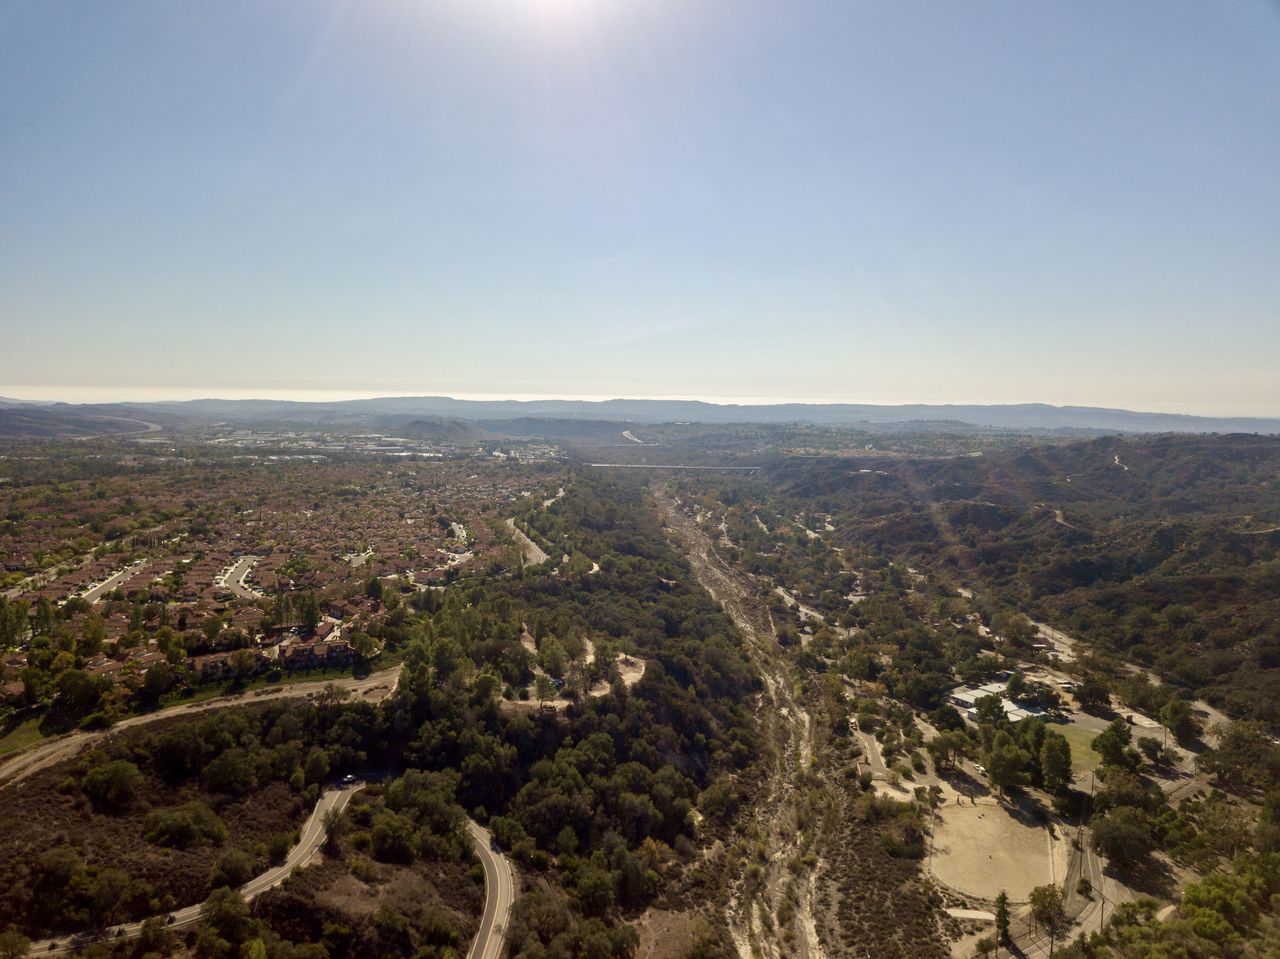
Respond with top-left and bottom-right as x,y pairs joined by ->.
634,908 -> 710,959
929,801 -> 1068,902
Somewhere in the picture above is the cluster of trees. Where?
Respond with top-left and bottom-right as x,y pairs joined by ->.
504,888 -> 640,959
375,476 -> 759,951
1057,852 -> 1280,959
1085,717 -> 1280,875
363,770 -> 469,866
7,844 -> 159,933
189,886 -> 333,959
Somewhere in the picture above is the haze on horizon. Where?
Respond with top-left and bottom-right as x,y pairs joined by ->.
2,1 -> 1278,417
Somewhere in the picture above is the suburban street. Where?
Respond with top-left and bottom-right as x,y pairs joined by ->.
465,820 -> 517,959
1,549 -> 100,601
77,559 -> 152,604
28,782 -> 366,955
218,555 -> 264,599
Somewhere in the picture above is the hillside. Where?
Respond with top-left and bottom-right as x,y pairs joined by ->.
1,396 -> 1278,437
771,434 -> 1280,722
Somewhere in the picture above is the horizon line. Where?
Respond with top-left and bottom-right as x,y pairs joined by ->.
2,385 -> 1280,420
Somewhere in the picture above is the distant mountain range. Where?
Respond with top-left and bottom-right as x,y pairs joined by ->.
0,395 -> 1278,437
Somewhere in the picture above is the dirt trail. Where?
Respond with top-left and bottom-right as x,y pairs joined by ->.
655,486 -> 825,959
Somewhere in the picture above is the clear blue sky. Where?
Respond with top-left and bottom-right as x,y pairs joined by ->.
2,0 -> 1278,414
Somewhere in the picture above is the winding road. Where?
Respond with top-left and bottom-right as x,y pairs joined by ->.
505,518 -> 549,566
29,782 -> 367,955
3,662 -> 519,959
466,821 -> 517,959
28,797 -> 516,958
16,783 -> 514,957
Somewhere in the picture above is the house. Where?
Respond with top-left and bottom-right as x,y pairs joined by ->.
325,600 -> 357,620
317,639 -> 353,665
283,643 -> 319,670
190,650 -> 266,682
951,679 -> 1045,725
85,656 -> 125,681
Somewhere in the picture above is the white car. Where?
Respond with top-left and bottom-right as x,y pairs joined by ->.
973,763 -> 987,776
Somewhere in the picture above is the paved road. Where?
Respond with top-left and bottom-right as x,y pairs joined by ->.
1,550 -> 99,601
29,783 -> 365,955
77,559 -> 152,604
505,518 -> 549,566
0,665 -> 403,789
219,555 -> 264,599
465,821 -> 517,959
2,526 -> 178,601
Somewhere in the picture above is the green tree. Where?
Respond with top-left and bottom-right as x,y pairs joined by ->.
1028,884 -> 1066,940
303,747 -> 330,786
52,668 -> 107,721
202,615 -> 224,644
135,916 -> 175,956
230,648 -> 257,682
986,735 -> 1027,795
298,593 -> 321,632
539,637 -> 567,679
1136,736 -> 1164,765
212,849 -> 257,889
203,747 -> 257,796
201,886 -> 254,946
1074,678 -> 1110,711
83,759 -> 143,812
994,890 -> 1010,945
0,928 -> 30,959
534,674 -> 556,706
974,693 -> 1005,727
1092,719 -> 1138,770
1039,730 -> 1073,794
1091,807 -> 1155,869
1159,697 -> 1201,743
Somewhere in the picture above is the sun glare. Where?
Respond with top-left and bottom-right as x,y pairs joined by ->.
510,0 -> 616,30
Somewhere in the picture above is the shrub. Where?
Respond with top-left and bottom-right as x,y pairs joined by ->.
268,832 -> 295,866
143,801 -> 228,849
82,759 -> 143,812
212,849 -> 257,888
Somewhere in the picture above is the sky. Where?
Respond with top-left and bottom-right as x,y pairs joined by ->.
2,0 -> 1278,415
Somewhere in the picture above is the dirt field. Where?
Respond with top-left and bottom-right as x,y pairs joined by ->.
633,909 -> 709,959
929,801 -> 1069,902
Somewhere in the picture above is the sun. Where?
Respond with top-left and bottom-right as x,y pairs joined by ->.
512,0 -> 613,27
